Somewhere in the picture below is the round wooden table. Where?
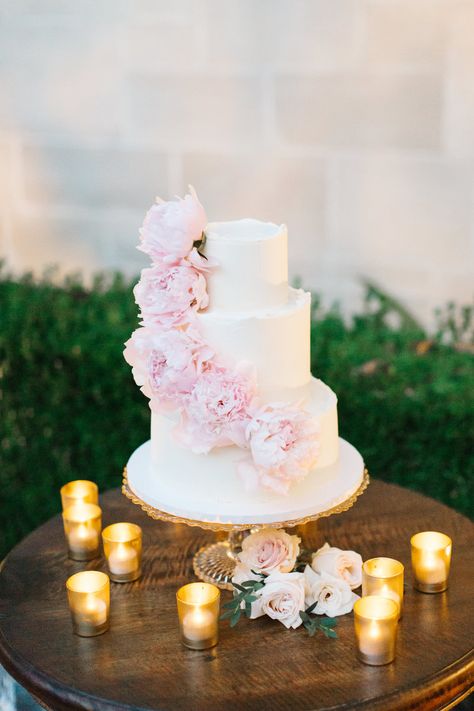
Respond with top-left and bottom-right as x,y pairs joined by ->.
0,480 -> 473,711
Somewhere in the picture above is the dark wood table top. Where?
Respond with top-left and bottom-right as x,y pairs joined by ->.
0,480 -> 473,711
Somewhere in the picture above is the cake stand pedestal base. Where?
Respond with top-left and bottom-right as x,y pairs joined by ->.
193,531 -> 246,591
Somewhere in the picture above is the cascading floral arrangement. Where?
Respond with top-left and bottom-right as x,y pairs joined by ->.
222,528 -> 362,636
124,188 -> 320,494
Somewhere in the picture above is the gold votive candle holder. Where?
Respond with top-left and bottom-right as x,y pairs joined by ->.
60,480 -> 98,510
66,571 -> 110,637
102,523 -> 142,583
176,582 -> 220,650
411,531 -> 452,593
362,557 -> 404,617
354,596 -> 399,666
62,503 -> 102,561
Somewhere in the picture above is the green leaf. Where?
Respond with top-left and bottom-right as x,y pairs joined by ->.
223,600 -> 238,609
230,610 -> 241,628
244,594 -> 258,603
245,601 -> 252,618
305,602 -> 318,615
320,617 -> 338,628
232,582 -> 246,593
324,628 -> 338,639
241,580 -> 256,588
220,609 -> 236,620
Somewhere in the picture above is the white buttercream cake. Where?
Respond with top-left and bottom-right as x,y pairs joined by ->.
125,213 -> 365,524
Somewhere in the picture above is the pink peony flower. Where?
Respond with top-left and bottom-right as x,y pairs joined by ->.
187,246 -> 218,273
123,326 -> 213,412
238,403 -> 320,494
238,528 -> 301,575
133,262 -> 209,328
175,362 -> 256,454
138,186 -> 207,265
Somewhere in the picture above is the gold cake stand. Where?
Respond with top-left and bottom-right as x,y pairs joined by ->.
122,467 -> 370,590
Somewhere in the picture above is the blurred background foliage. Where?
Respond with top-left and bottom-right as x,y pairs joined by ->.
0,266 -> 473,559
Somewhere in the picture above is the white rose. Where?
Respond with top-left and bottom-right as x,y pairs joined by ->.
311,542 -> 362,589
304,566 -> 359,617
238,527 -> 300,575
251,571 -> 306,629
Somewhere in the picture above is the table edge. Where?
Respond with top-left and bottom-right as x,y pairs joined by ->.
1,624 -> 473,711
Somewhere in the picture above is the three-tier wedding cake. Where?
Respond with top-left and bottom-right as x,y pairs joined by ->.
124,190 -> 365,525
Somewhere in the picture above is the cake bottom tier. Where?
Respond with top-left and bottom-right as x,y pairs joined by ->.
126,437 -> 365,526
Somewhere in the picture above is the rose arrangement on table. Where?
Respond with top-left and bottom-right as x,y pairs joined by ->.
221,528 -> 362,636
124,188 -> 321,495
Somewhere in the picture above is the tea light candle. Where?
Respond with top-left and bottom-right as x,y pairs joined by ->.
66,571 -> 110,637
182,608 -> 216,642
411,531 -> 452,593
102,523 -> 142,583
362,557 -> 404,617
62,503 -> 102,561
354,596 -> 399,666
176,582 -> 220,650
60,480 -> 98,510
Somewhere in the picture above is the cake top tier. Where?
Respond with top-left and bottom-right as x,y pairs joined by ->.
204,219 -> 288,312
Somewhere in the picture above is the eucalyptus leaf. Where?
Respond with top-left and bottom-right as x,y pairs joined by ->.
320,617 -> 337,628
244,594 -> 258,603
232,583 -> 246,593
223,600 -> 238,609
230,610 -> 241,628
220,609 -> 236,620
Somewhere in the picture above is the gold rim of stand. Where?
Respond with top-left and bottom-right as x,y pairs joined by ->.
122,467 -> 370,532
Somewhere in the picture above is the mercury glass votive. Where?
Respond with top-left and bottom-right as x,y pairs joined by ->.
66,571 -> 110,637
411,531 -> 452,593
102,523 -> 142,583
60,480 -> 98,511
62,503 -> 102,561
354,596 -> 399,666
176,582 -> 220,650
362,557 -> 404,617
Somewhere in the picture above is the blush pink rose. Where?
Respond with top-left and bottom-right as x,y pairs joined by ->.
123,326 -> 213,412
138,186 -> 207,265
238,403 -> 320,494
311,542 -> 363,590
175,362 -> 256,454
250,571 -> 306,629
133,263 -> 209,327
238,528 -> 301,575
304,566 -> 359,616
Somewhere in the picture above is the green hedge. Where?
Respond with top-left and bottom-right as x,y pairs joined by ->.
0,269 -> 472,559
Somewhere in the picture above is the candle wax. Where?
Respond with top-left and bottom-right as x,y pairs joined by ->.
68,523 -> 98,552
74,596 -> 107,627
359,620 -> 391,657
419,553 -> 446,584
107,543 -> 138,575
182,608 -> 215,642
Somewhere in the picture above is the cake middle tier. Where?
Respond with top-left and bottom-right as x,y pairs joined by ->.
196,286 -> 311,401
